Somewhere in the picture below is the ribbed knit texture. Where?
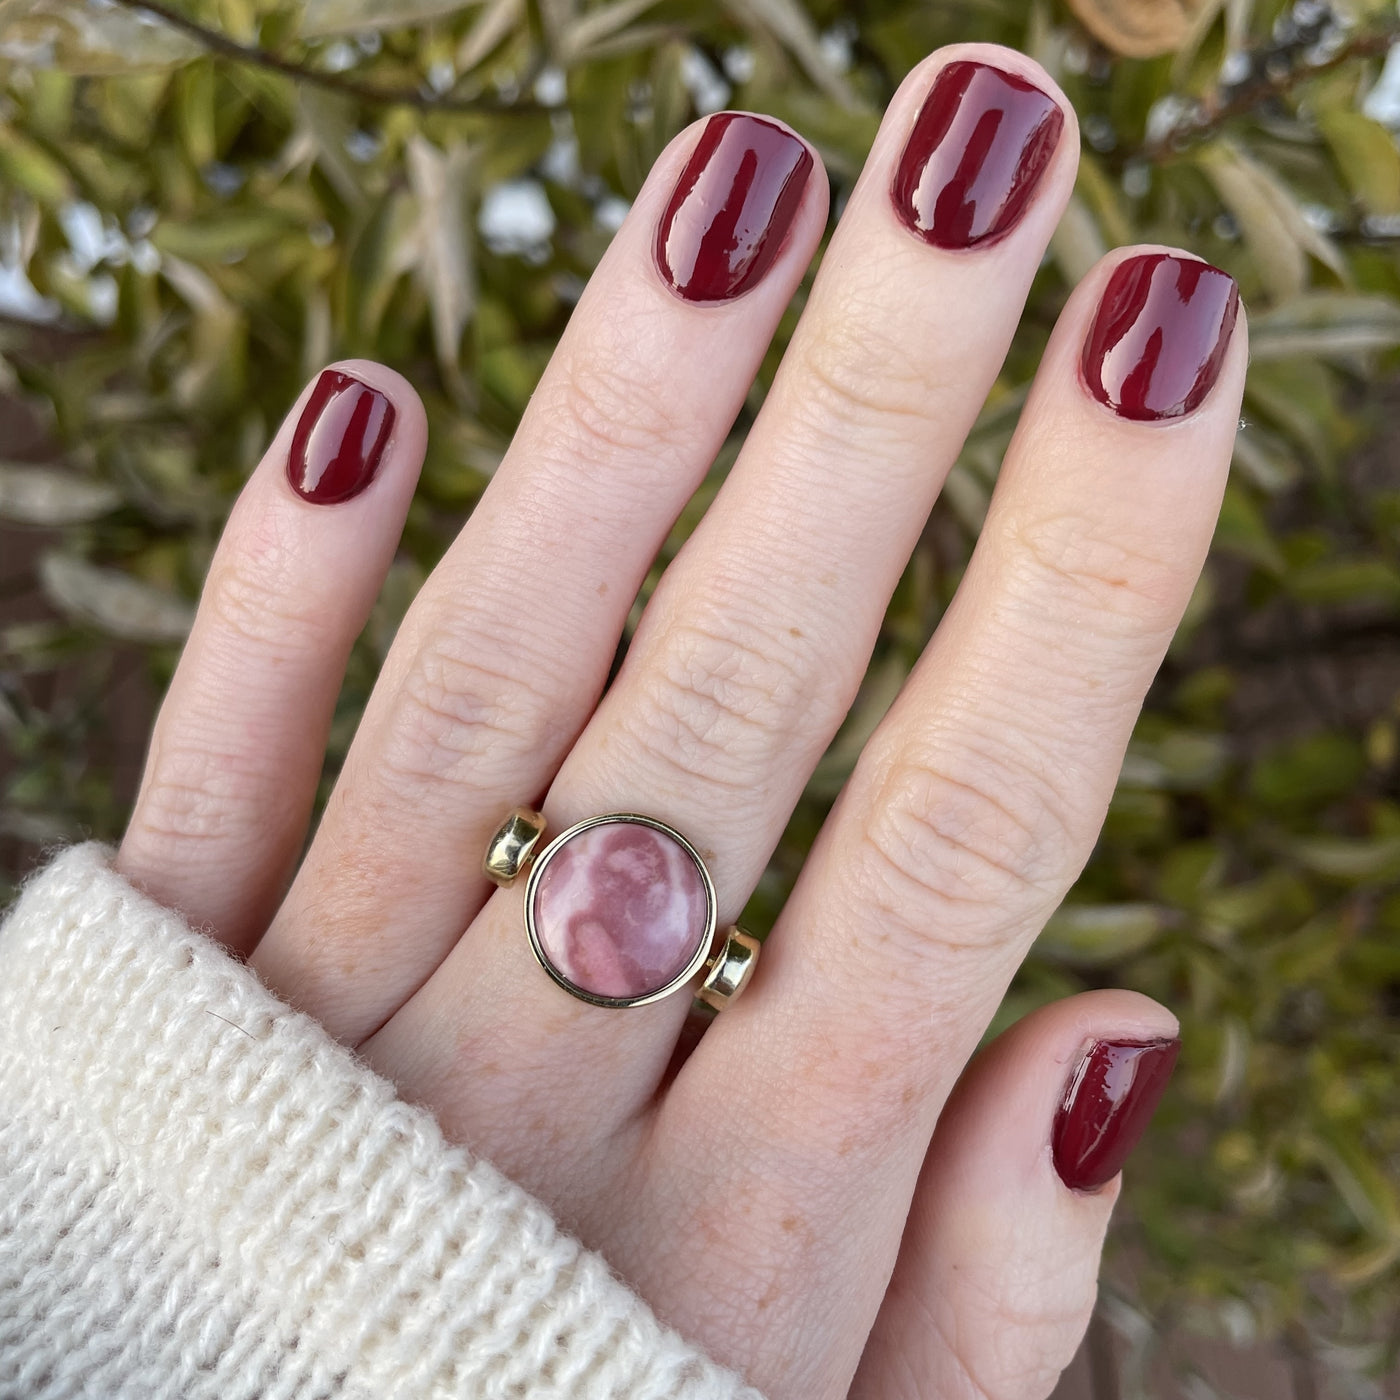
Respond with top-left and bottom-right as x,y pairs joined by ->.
0,845 -> 763,1400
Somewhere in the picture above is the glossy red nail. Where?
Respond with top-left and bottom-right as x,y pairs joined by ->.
892,60 -> 1063,249
656,112 -> 813,303
1083,254 -> 1239,421
287,370 -> 395,504
1053,1038 -> 1180,1192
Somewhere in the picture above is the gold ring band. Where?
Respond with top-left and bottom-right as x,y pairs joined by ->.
484,806 -> 759,1012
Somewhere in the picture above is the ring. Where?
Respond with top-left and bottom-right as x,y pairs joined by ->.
483,808 -> 760,1011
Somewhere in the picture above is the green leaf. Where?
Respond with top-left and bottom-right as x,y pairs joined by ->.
1250,293 -> 1400,362
1212,480 -> 1288,575
1286,835 -> 1400,883
1319,111 -> 1400,217
0,125 -> 70,206
1287,557 -> 1400,606
152,211 -> 303,263
1250,733 -> 1366,810
723,0 -> 860,110
1050,193 -> 1106,288
1036,902 -> 1169,965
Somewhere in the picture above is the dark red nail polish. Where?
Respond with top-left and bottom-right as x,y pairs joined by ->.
287,370 -> 395,504
656,113 -> 813,303
892,60 -> 1063,249
1082,254 -> 1239,421
1053,1038 -> 1180,1192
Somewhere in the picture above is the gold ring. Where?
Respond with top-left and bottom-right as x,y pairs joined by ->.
483,807 -> 759,1011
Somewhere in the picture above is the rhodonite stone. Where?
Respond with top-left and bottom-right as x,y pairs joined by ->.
531,819 -> 710,1000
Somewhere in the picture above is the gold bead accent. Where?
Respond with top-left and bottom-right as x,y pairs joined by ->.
483,807 -> 547,887
696,926 -> 760,1011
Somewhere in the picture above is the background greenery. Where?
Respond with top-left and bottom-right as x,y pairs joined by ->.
1,0 -> 1398,1389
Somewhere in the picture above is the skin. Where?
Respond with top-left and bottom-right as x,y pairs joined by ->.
115,43 -> 1246,1400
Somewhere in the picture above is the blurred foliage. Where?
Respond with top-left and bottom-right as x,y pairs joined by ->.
1,0 -> 1399,1385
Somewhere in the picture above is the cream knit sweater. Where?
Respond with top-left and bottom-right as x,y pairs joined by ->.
0,845 -> 763,1400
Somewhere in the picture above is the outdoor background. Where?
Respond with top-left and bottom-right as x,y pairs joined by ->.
0,0 -> 1398,1395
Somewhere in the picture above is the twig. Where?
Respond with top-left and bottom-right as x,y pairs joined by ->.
110,0 -> 543,114
1142,24 -> 1400,162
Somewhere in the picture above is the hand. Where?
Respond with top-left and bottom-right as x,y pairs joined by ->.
115,43 -> 1245,1400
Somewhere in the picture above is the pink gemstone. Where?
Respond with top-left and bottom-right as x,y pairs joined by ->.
531,819 -> 710,1000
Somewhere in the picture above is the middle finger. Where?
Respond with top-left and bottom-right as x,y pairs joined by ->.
367,46 -> 1078,1187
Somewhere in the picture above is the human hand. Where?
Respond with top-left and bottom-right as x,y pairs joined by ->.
115,43 -> 1245,1400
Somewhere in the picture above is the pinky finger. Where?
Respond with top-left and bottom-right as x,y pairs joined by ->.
851,990 -> 1181,1400
117,361 -> 426,954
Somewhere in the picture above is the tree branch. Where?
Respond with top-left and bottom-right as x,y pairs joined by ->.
1142,23 -> 1400,163
111,0 -> 543,114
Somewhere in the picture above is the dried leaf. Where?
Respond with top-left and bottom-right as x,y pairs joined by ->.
0,465 -> 120,525
1200,142 -> 1346,303
1065,0 -> 1217,58
159,255 -> 245,408
557,0 -> 662,64
0,0 -> 199,73
406,136 -> 477,384
299,0 -> 485,39
40,553 -> 194,642
456,0 -> 522,73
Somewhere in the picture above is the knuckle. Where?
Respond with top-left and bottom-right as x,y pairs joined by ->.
794,312 -> 939,444
542,350 -> 690,466
379,617 -> 570,789
625,614 -> 826,796
854,750 -> 1072,949
1007,510 -> 1186,636
129,745 -> 267,850
931,1296 -> 1080,1400
205,514 -> 328,654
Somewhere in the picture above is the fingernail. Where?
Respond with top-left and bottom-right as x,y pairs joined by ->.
1053,1037 -> 1180,1192
1082,254 -> 1240,421
892,60 -> 1063,249
288,369 -> 396,504
656,112 -> 813,303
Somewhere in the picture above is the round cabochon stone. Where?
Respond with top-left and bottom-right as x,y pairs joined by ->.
531,819 -> 710,1000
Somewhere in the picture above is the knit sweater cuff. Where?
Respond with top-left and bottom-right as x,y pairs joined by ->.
0,845 -> 763,1400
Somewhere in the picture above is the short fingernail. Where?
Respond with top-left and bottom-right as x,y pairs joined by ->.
656,112 -> 813,303
1082,254 -> 1240,421
892,60 -> 1063,249
1053,1037 -> 1181,1192
288,369 -> 396,504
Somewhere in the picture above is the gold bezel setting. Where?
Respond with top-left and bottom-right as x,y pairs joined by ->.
482,806 -> 548,886
521,813 -> 719,1010
696,926 -> 761,1011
